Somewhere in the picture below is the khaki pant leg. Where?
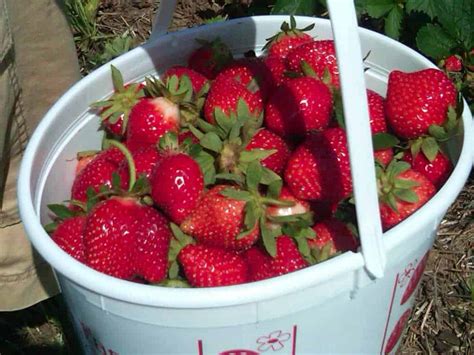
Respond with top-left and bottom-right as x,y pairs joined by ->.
0,0 -> 80,311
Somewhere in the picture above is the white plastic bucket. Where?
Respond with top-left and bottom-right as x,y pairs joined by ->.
18,9 -> 473,355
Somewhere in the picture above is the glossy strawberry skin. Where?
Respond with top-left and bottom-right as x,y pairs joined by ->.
367,89 -> 387,134
264,56 -> 288,89
385,69 -> 457,139
51,216 -> 87,262
117,146 -> 162,190
126,97 -> 180,152
379,170 -> 436,231
215,58 -> 273,101
71,147 -> 124,202
83,197 -> 140,279
163,66 -> 209,94
244,236 -> 309,282
402,150 -> 453,189
374,148 -> 394,167
309,218 -> 359,254
134,205 -> 172,283
264,76 -> 333,138
267,33 -> 313,59
203,76 -> 263,124
245,128 -> 291,175
178,244 -> 248,287
284,128 -> 352,203
150,153 -> 204,224
180,185 -> 259,251
444,55 -> 462,72
286,40 -> 339,88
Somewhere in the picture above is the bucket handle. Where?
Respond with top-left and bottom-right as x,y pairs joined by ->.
150,0 -> 387,278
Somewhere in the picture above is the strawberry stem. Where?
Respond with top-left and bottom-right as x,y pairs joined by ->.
105,139 -> 136,192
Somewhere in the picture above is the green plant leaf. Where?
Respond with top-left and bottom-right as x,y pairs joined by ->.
428,124 -> 448,140
194,150 -> 216,185
260,167 -> 281,186
267,179 -> 283,199
215,173 -> 244,184
365,0 -> 397,18
245,160 -> 263,193
240,149 -> 276,163
260,218 -> 277,257
220,188 -> 253,202
372,133 -> 400,150
393,188 -> 419,204
47,204 -> 75,220
416,24 -> 456,60
200,132 -> 223,153
433,0 -> 473,51
384,6 -> 404,39
420,137 -> 439,162
405,0 -> 437,19
270,0 -> 318,16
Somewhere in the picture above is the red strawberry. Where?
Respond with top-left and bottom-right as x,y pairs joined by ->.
163,66 -> 209,95
83,197 -> 141,279
374,148 -> 394,167
400,252 -> 429,305
385,69 -> 457,139
180,185 -> 259,251
75,152 -> 98,176
51,216 -> 87,262
126,97 -> 180,152
245,129 -> 291,174
367,89 -> 387,134
443,55 -> 463,72
187,38 -> 233,79
309,200 -> 339,222
378,161 -> 436,231
402,150 -> 453,189
71,147 -> 124,202
264,17 -> 314,59
91,66 -> 144,137
384,308 -> 412,354
178,130 -> 199,145
286,40 -> 339,88
150,153 -> 204,224
263,56 -> 288,88
244,235 -> 309,282
134,205 -> 172,283
309,218 -> 359,255
284,128 -> 352,203
264,76 -> 333,138
178,244 -> 248,287
204,76 -> 263,124
265,186 -> 310,219
215,57 -> 273,101
117,145 -> 162,190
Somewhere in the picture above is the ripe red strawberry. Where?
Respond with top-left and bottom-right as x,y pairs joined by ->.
126,97 -> 180,152
264,17 -> 314,59
204,76 -> 263,124
367,89 -> 387,134
51,216 -> 87,262
75,152 -> 98,176
134,205 -> 172,283
91,66 -> 144,137
215,57 -> 273,101
244,235 -> 309,282
443,55 -> 462,72
264,76 -> 333,138
263,56 -> 288,88
117,145 -> 162,190
265,186 -> 310,219
284,128 -> 352,203
286,40 -> 339,88
245,129 -> 291,174
385,69 -> 457,139
187,38 -> 233,79
402,150 -> 453,189
150,153 -> 204,224
374,148 -> 394,167
163,66 -> 209,95
83,197 -> 141,279
71,147 -> 124,202
378,161 -> 436,231
180,185 -> 259,251
309,218 -> 359,255
178,244 -> 248,287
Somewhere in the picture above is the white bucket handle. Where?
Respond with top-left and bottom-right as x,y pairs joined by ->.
150,0 -> 386,278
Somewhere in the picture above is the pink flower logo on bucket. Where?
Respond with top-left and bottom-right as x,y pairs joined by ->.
256,330 -> 291,352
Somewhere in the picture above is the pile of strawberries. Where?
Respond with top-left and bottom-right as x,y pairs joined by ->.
46,17 -> 461,288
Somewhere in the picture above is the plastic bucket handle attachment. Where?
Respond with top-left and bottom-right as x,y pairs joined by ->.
150,0 -> 387,278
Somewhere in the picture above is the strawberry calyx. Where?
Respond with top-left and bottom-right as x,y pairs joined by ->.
44,203 -> 86,233
166,223 -> 195,283
427,102 -> 462,143
376,160 -> 420,212
90,65 -> 145,135
263,15 -> 315,51
194,37 -> 234,74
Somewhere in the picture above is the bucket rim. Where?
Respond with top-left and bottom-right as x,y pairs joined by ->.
17,15 -> 474,309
